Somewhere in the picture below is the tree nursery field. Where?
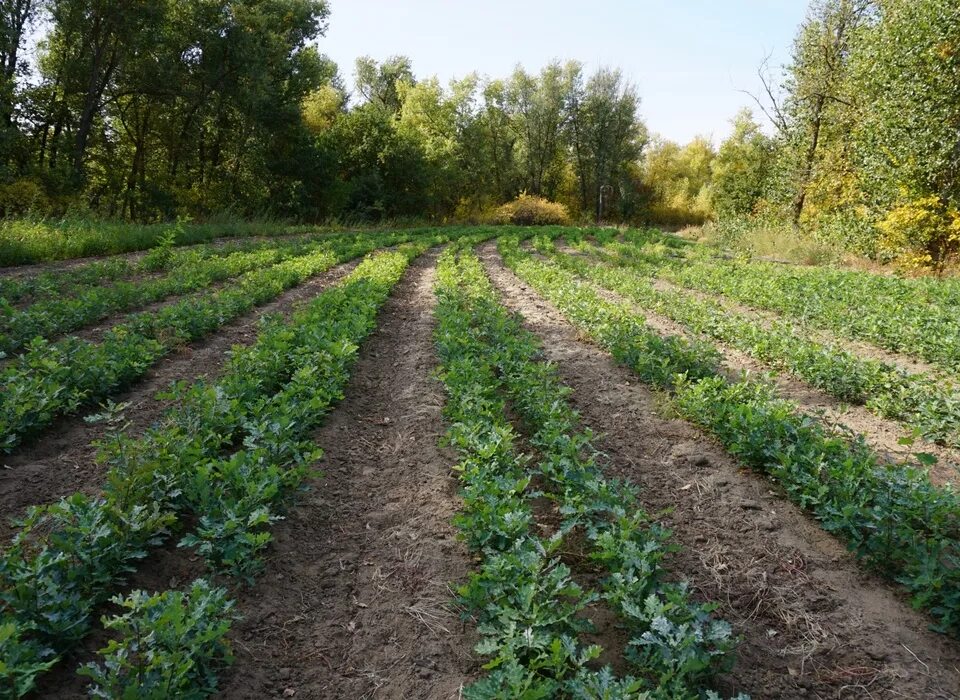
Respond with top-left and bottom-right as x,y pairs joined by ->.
0,227 -> 958,699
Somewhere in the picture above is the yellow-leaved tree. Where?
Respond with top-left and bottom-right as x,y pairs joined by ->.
876,195 -> 960,273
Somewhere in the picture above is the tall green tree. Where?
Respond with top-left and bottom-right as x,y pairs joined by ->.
478,78 -> 517,203
507,61 -> 574,198
566,67 -> 645,220
25,0 -> 331,217
355,55 -> 414,113
642,136 -> 715,223
0,0 -> 40,177
777,0 -> 870,224
854,0 -> 960,211
710,109 -> 775,216
0,0 -> 39,123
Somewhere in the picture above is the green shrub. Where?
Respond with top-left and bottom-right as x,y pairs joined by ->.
646,202 -> 710,227
0,179 -> 51,218
140,223 -> 182,271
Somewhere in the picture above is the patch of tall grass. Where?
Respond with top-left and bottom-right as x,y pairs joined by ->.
699,215 -> 845,266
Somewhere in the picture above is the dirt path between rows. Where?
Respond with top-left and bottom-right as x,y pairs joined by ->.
215,251 -> 477,700
0,260 -> 360,522
480,244 -> 960,700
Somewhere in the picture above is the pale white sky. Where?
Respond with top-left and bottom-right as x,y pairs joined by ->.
319,0 -> 808,144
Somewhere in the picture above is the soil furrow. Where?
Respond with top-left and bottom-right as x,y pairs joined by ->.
479,244 -> 960,700
215,250 -> 477,700
0,260 -> 361,521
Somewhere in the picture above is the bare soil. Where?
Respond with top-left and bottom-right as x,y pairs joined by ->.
215,250 -> 478,700
0,260 -> 360,523
480,243 -> 960,700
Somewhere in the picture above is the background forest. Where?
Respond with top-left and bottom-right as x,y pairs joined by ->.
0,0 -> 958,268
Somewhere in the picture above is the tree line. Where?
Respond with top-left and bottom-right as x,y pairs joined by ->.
0,0 -> 650,224
0,0 -> 341,220
305,57 -> 646,223
0,0 -> 957,269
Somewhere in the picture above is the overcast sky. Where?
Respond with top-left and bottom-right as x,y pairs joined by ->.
318,0 -> 809,144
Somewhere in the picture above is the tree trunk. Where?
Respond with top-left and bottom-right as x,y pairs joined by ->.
792,93 -> 825,226
0,0 -> 35,126
49,110 -> 65,167
73,32 -> 120,177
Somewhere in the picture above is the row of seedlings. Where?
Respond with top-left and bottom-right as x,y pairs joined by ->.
434,246 -> 742,699
0,229 -> 417,453
675,240 -> 960,309
0,242 -> 434,697
0,237 -> 328,356
0,234 -> 302,305
622,240 -> 960,376
499,237 -> 960,639
539,237 -> 960,449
